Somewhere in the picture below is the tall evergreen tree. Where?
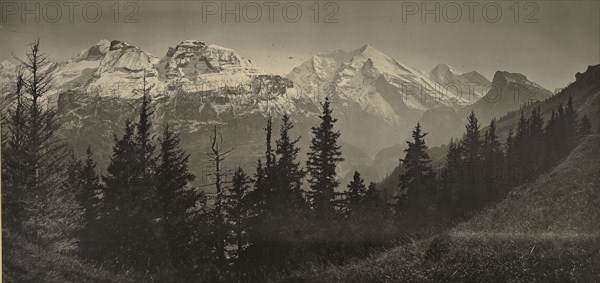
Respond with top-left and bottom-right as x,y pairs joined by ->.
101,74 -> 159,268
578,115 -> 592,136
275,115 -> 305,203
513,111 -> 529,169
461,112 -> 482,164
564,96 -> 578,137
543,110 -> 559,165
458,112 -> 483,210
77,146 -> 102,251
273,114 -> 309,239
2,40 -> 83,251
397,123 -> 435,220
364,182 -> 385,220
102,119 -> 136,255
343,171 -> 368,217
481,119 -> 504,201
306,97 -> 344,221
2,69 -> 27,230
246,116 -> 276,245
156,125 -> 198,269
528,107 -> 544,166
504,128 -> 517,187
224,167 -> 252,261
438,138 -> 462,218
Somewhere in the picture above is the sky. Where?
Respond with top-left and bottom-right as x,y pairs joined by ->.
1,1 -> 598,90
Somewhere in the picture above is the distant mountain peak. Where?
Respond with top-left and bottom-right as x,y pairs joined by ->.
461,71 -> 490,84
355,44 -> 392,60
492,71 -> 529,85
159,39 -> 256,79
96,40 -> 158,75
428,64 -> 489,101
358,44 -> 379,53
431,63 -> 460,75
0,59 -> 15,69
72,39 -> 111,62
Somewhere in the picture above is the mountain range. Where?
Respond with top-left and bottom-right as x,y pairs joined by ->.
0,39 -> 559,187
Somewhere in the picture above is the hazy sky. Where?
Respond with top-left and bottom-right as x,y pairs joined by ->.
1,1 -> 598,90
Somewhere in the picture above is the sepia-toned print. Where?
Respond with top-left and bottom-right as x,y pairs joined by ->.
1,1 -> 599,282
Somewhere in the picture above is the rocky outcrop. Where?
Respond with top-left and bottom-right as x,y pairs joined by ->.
96,40 -> 159,76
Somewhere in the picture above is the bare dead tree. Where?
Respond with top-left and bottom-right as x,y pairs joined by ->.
205,125 -> 234,264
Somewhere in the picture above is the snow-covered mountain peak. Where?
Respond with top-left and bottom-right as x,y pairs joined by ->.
431,63 -> 461,76
72,39 -> 111,62
95,40 -> 158,76
158,40 -> 257,80
428,63 -> 490,102
1,59 -> 16,69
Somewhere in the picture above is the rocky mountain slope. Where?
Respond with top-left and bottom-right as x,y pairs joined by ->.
420,70 -> 553,146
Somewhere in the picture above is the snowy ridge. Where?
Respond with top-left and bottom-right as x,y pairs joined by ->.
288,44 -> 474,126
429,63 -> 490,101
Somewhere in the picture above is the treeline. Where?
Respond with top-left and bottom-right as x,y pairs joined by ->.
1,41 -> 594,282
393,97 -> 592,226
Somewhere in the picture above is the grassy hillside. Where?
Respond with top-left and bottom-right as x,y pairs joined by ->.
2,231 -> 142,283
290,136 -> 600,282
454,135 -> 600,234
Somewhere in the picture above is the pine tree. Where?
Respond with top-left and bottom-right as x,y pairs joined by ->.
306,97 -> 344,221
343,171 -> 368,217
461,112 -> 482,164
578,115 -> 592,136
224,167 -> 252,261
156,125 -> 197,269
514,111 -> 529,166
504,128 -> 517,187
438,138 -> 462,218
553,98 -> 579,159
102,119 -> 135,237
246,116 -> 276,244
275,114 -> 305,204
397,123 -> 435,220
101,75 -> 159,268
273,114 -> 309,238
77,146 -> 102,251
2,40 -> 83,251
564,96 -> 578,137
248,158 -> 266,227
528,107 -> 544,166
481,119 -> 504,201
2,69 -> 27,230
458,112 -> 483,211
364,182 -> 385,219
543,110 -> 559,165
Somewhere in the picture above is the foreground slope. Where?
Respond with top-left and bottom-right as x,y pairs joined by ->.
295,136 -> 600,282
2,231 -> 141,283
454,135 -> 600,234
